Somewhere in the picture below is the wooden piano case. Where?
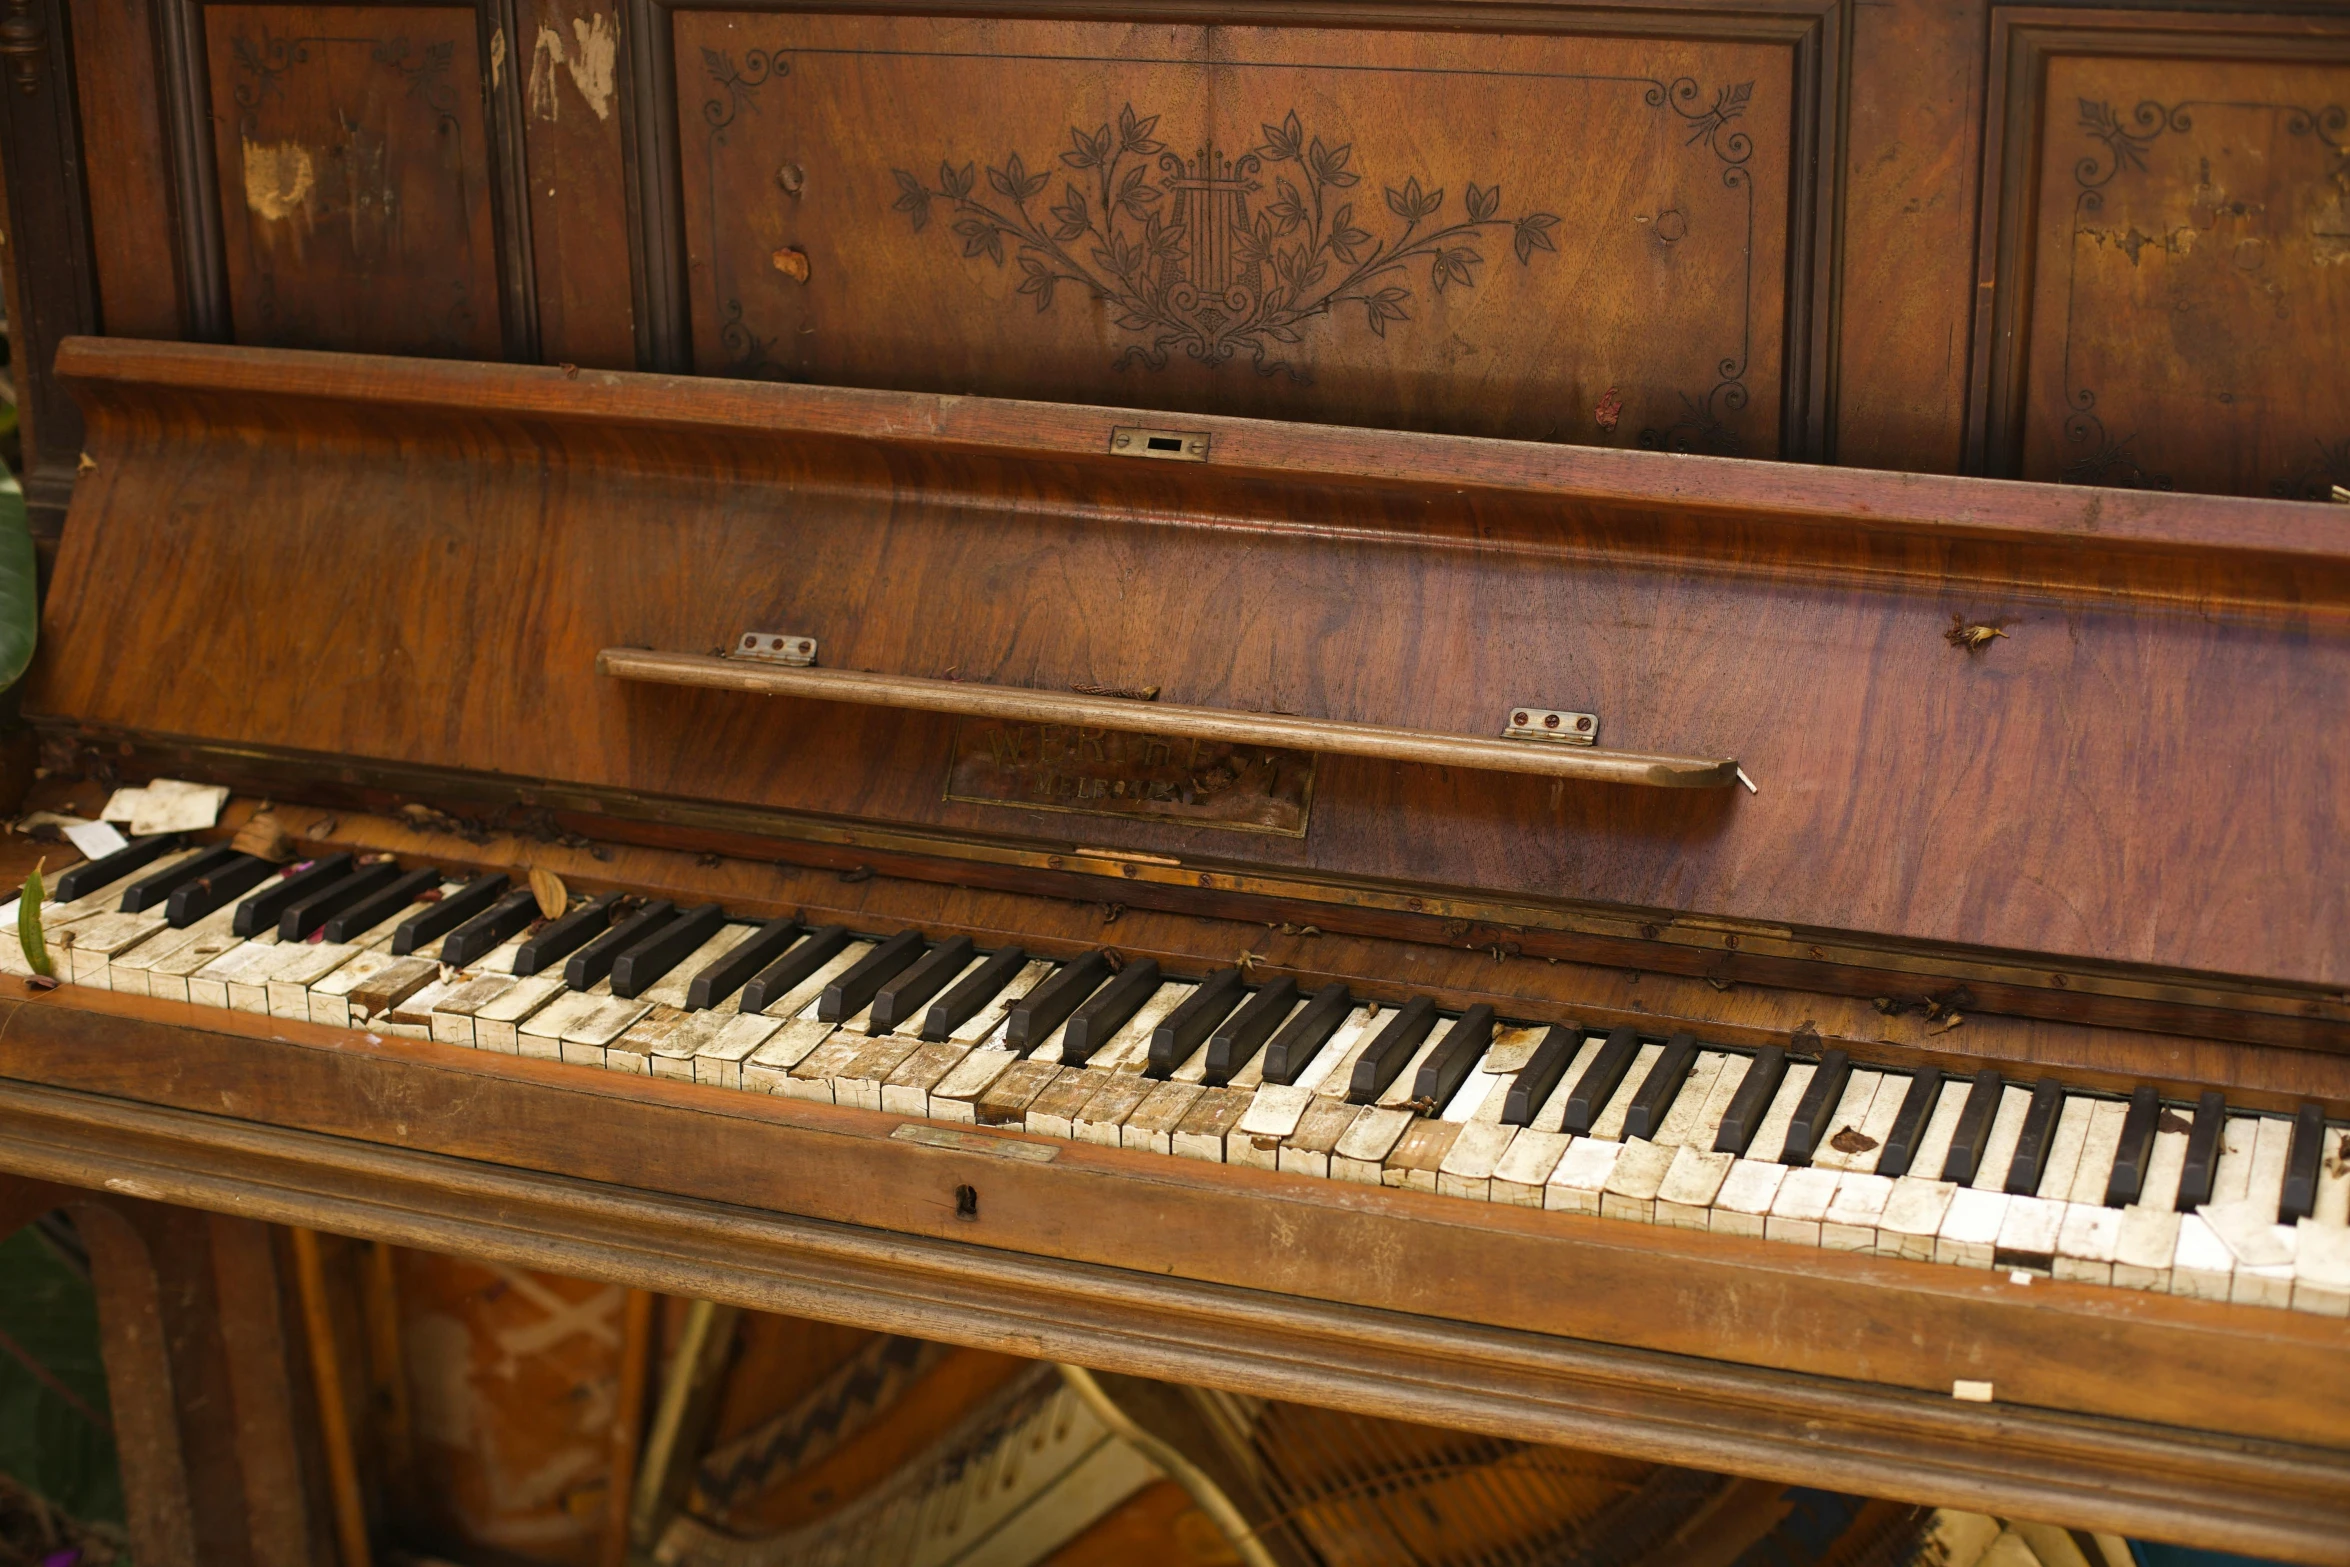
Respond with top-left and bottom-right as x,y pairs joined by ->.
1,335 -> 2345,1558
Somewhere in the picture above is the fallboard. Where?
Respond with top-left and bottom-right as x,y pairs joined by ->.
29,338 -> 2350,1007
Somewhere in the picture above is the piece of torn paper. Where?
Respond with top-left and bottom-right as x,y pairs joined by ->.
62,820 -> 131,859
100,779 -> 229,836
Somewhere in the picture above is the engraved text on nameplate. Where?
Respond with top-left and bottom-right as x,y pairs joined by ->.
945,720 -> 1315,836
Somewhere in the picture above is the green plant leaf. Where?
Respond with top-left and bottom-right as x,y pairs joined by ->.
21,856 -> 51,977
0,469 -> 35,691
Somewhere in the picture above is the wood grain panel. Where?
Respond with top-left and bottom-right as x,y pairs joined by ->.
522,0 -> 634,367
1974,11 -> 2350,498
70,0 -> 182,339
205,3 -> 504,357
32,341 -> 2350,992
665,11 -> 1800,454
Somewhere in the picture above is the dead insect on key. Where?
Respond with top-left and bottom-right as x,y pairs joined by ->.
1945,614 -> 2011,652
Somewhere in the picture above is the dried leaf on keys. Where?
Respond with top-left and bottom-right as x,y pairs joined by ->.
528,867 -> 567,920
1945,613 -> 2010,652
18,858 -> 51,978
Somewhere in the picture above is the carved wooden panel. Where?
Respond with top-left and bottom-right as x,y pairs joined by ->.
522,0 -> 634,368
1974,11 -> 2350,498
205,3 -> 505,358
663,12 -> 1820,455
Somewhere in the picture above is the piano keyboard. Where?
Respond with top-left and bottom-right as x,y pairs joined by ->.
16,843 -> 2349,1315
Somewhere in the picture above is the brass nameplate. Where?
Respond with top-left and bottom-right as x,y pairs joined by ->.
945,719 -> 1315,837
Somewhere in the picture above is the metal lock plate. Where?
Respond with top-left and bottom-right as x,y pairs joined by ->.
733,631 -> 818,666
1109,426 -> 1210,462
1503,706 -> 1598,746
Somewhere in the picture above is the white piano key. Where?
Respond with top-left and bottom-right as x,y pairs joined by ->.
835,1037 -> 929,1110
1651,1052 -> 1726,1148
2141,1121 -> 2189,1211
1970,1086 -> 2031,1191
308,948 -> 402,1028
2201,1196 -> 2296,1271
1545,1137 -> 1623,1215
1879,1178 -> 1957,1260
1521,1034 -> 1605,1134
1710,1159 -> 1786,1238
1373,1027 -> 1451,1110
230,939 -> 316,1014
1278,1099 -> 1361,1178
1383,1120 -> 1463,1191
1821,1172 -> 1893,1252
425,974 -> 517,1044
1993,1195 -> 2064,1273
2168,1213 -> 2236,1301
1437,1120 -> 1518,1200
1234,1083 -> 1316,1168
1807,1070 -> 1885,1172
2230,1235 -> 2298,1309
2293,1221 -> 2350,1317
184,938 -> 281,1011
1302,1005 -> 1383,1097
692,1013 -> 784,1089
1844,1075 -> 1910,1177
460,970 -> 563,1052
518,990 -> 615,1061
462,933 -> 533,978
1331,1106 -> 1415,1184
105,903 -> 240,996
762,939 -> 874,1020
780,1037 -> 867,1102
1655,1146 -> 1734,1227
2245,1114 -> 2294,1223
1588,1042 -> 1664,1141
1936,1187 -> 2009,1268
1599,1138 -> 1676,1222
1093,981 -> 1194,1073
1910,1078 -> 1973,1182
926,1046 -> 1020,1122
1118,1079 -> 1205,1153
265,941 -> 360,1019
1745,1061 -> 1815,1165
1682,1053 -> 1749,1151
379,972 -> 465,1038
1765,1165 -> 1841,1245
645,1009 -> 726,1078
2065,1098 -> 2129,1205
1466,1026 -> 1547,1123
59,909 -> 170,987
2317,1126 -> 2350,1227
637,922 -> 754,1010
2053,1203 -> 2123,1285
1491,1129 -> 1570,1206
2032,1097 -> 2096,1201
2112,1206 -> 2181,1291
950,958 -> 1054,1044
606,1004 -> 683,1075
2210,1115 -> 2259,1205
51,847 -> 203,923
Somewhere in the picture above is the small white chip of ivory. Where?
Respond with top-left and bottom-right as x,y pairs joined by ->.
2008,1270 -> 2033,1286
1952,1380 -> 1994,1403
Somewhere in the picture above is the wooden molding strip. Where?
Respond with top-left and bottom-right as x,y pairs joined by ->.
0,1076 -> 2341,1562
596,648 -> 1743,789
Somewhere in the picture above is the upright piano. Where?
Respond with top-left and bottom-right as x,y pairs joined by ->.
0,0 -> 2343,1561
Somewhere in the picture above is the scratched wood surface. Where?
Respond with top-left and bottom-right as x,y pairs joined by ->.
34,340 -> 2350,992
523,0 -> 635,368
204,3 -> 505,357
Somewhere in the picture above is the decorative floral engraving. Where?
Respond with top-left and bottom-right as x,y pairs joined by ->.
2270,436 -> 2350,502
888,105 -> 1562,378
701,50 -> 794,378
2061,390 -> 2171,491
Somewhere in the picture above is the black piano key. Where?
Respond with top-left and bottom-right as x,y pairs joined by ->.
1874,1069 -> 1941,1179
164,853 -> 276,928
1712,1046 -> 1786,1155
1780,1049 -> 1851,1166
612,903 -> 724,998
120,842 -> 240,914
920,944 -> 1026,1041
279,860 -> 403,940
1347,997 -> 1438,1104
1200,976 -> 1296,1086
2104,1085 -> 2161,1208
321,867 -> 441,943
2280,1103 -> 2326,1224
1061,958 -> 1162,1066
1261,983 -> 1352,1086
1149,967 -> 1248,1078
566,899 -> 678,990
391,872 -> 511,957
515,892 -> 622,977
1562,1028 -> 1642,1136
231,852 -> 355,937
1412,1005 -> 1496,1113
440,889 -> 541,969
2176,1089 -> 2228,1212
1503,1025 -> 1582,1128
1622,1032 -> 1698,1143
1939,1069 -> 2006,1185
55,833 -> 177,901
869,935 -> 973,1035
2004,1078 -> 2067,1195
1006,951 -> 1110,1054
741,923 -> 851,1015
817,927 -> 926,1022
